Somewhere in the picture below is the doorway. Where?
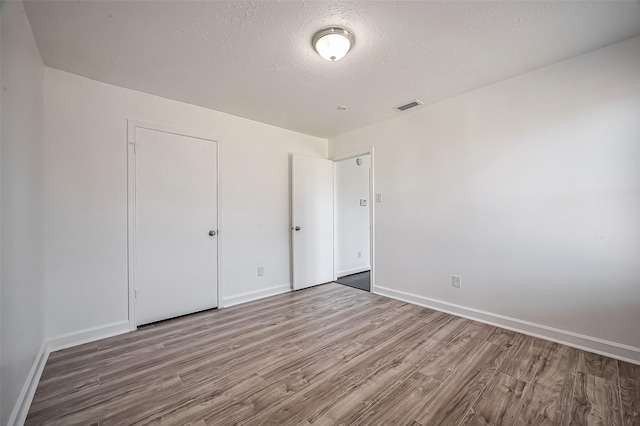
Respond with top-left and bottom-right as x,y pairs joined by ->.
128,121 -> 219,327
334,154 -> 372,292
290,149 -> 374,293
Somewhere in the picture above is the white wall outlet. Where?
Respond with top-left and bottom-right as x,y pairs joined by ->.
452,275 -> 461,288
375,193 -> 382,203
258,267 -> 264,277
357,251 -> 362,258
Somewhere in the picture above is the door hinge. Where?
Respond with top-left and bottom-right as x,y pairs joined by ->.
135,288 -> 138,299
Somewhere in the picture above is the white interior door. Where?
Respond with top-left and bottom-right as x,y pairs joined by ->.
292,154 -> 334,290
135,127 -> 218,326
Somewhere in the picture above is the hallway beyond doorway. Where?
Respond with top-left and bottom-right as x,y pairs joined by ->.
335,270 -> 370,292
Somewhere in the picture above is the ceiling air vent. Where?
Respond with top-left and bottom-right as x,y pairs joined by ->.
395,99 -> 423,112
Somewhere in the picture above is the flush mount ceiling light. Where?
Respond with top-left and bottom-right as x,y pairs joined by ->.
312,27 -> 355,61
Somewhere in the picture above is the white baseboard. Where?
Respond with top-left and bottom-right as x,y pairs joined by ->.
222,284 -> 291,308
336,266 -> 371,278
46,320 -> 131,353
373,285 -> 640,365
8,342 -> 49,426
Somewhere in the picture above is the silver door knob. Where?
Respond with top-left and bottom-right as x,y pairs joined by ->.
209,230 -> 217,236
294,226 -> 301,231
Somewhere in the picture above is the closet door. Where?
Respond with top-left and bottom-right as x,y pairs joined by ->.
134,127 -> 218,325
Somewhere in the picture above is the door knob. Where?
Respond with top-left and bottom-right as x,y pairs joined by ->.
209,230 -> 217,236
294,226 -> 301,231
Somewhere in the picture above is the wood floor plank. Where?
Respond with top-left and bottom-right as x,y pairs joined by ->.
98,297 -> 411,425
238,308 -> 443,425
25,283 -> 630,426
460,372 -> 528,426
571,371 -> 622,426
619,361 -> 640,382
512,343 -> 579,426
40,286 -> 374,398
578,351 -> 618,380
26,372 -> 185,426
34,298 -> 385,424
412,340 -> 510,425
619,377 -> 640,426
140,307 -> 427,425
498,333 -> 549,382
487,327 -> 517,348
331,371 -> 441,426
51,283 -> 349,364
306,314 -> 462,425
37,286 -> 352,388
323,317 -> 487,425
418,320 -> 494,383
30,289 -> 369,418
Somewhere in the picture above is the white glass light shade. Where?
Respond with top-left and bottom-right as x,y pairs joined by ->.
312,27 -> 355,61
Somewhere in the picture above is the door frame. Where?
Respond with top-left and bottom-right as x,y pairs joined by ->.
331,147 -> 375,293
127,119 -> 221,330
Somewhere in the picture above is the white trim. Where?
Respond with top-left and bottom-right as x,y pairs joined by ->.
215,140 -> 222,314
222,284 -> 291,308
374,285 -> 640,365
127,119 -> 220,330
332,163 -> 337,282
127,124 -> 137,330
127,119 -> 219,144
7,342 -> 48,426
336,266 -> 371,278
46,320 -> 131,352
330,148 -> 375,293
369,149 -> 375,293
331,148 -> 372,163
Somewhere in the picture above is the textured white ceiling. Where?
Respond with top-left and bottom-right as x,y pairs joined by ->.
24,1 -> 640,138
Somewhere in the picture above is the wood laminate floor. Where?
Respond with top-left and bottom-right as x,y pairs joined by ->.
27,283 -> 640,426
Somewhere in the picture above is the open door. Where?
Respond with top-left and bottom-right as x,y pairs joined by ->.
291,154 -> 334,290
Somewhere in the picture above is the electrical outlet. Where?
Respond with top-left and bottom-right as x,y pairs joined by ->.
258,267 -> 264,277
452,275 -> 461,288
357,251 -> 362,258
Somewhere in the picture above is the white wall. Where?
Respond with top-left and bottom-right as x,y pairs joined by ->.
44,68 -> 326,339
1,1 -> 46,424
335,155 -> 370,277
329,36 -> 640,361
